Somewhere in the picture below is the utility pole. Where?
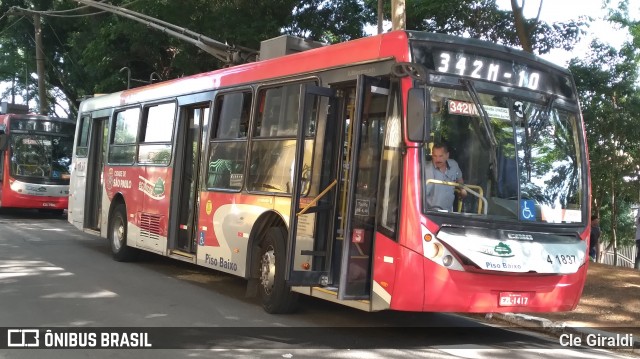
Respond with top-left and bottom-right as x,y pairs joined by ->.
34,13 -> 48,114
391,0 -> 406,31
377,0 -> 384,34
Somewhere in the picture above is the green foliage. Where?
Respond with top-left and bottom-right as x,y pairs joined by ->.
568,2 -> 640,247
598,199 -> 637,247
283,0 -> 370,43
1,0 -> 590,119
362,0 -> 588,54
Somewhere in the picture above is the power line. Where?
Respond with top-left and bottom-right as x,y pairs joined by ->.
0,15 -> 27,37
6,0 -> 258,68
6,1 -> 141,18
74,0 -> 257,65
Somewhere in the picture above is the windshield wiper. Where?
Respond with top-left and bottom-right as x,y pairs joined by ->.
460,79 -> 497,147
544,95 -> 558,118
459,79 -> 498,181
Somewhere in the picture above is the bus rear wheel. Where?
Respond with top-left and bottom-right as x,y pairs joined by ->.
258,227 -> 298,314
109,204 -> 138,262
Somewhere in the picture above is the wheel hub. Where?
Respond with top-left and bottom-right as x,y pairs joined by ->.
260,248 -> 276,294
112,219 -> 124,251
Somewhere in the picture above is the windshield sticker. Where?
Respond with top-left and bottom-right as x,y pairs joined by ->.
520,200 -> 536,221
540,207 -> 582,223
513,101 -> 524,117
448,100 -> 510,120
22,138 -> 52,145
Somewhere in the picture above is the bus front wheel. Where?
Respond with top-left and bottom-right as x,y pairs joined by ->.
109,204 -> 138,262
258,227 -> 298,314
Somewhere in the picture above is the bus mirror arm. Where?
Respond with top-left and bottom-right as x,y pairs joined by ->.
0,132 -> 7,151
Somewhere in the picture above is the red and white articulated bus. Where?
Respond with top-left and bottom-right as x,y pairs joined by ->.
68,31 -> 590,314
0,103 -> 74,214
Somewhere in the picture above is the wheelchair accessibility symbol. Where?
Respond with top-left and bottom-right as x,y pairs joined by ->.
520,200 -> 536,221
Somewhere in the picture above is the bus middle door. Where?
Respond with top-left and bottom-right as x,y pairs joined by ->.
286,85 -> 339,286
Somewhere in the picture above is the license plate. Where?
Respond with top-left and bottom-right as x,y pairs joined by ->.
498,292 -> 532,306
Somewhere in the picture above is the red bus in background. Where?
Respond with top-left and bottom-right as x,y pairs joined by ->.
0,103 -> 75,214
68,31 -> 590,314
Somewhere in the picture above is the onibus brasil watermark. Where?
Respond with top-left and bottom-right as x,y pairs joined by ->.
6,329 -> 152,349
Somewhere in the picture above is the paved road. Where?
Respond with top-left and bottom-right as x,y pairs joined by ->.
0,209 -> 634,358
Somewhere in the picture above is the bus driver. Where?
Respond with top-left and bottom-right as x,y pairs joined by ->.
425,142 -> 467,211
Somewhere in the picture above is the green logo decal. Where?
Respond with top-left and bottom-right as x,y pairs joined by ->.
478,242 -> 515,258
494,242 -> 512,255
153,178 -> 165,196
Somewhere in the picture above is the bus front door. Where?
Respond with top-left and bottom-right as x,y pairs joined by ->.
337,75 -> 389,300
286,85 -> 339,286
285,77 -> 390,301
169,105 -> 208,256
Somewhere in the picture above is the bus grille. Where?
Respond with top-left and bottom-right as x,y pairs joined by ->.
140,213 -> 161,240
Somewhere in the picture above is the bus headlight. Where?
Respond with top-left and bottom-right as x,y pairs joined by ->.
442,255 -> 454,267
424,242 -> 443,259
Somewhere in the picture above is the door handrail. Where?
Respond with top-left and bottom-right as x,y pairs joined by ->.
297,179 -> 338,216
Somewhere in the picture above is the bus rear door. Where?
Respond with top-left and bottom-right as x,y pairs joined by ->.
85,117 -> 108,230
168,104 -> 208,258
71,114 -> 108,231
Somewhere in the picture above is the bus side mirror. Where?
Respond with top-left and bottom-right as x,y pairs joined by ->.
407,88 -> 430,142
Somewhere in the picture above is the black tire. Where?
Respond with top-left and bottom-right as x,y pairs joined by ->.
109,204 -> 138,262
258,227 -> 298,314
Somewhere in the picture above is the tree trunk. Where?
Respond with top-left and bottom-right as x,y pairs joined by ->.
510,0 -> 534,53
610,174 -> 618,266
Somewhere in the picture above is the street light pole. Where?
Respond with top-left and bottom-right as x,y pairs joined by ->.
377,0 -> 384,34
391,0 -> 406,31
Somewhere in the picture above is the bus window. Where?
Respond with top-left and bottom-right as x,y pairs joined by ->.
378,84 -> 402,238
248,82 -> 316,194
207,91 -> 251,190
109,107 -> 140,164
138,102 -> 175,165
76,116 -> 91,157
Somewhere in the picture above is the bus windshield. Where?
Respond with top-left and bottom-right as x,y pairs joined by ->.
10,132 -> 73,183
424,86 -> 583,224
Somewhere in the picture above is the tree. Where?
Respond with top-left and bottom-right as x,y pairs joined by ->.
1,0 -> 371,117
1,0 -> 589,118
569,36 -> 640,264
282,0 -> 371,43
363,0 -> 588,54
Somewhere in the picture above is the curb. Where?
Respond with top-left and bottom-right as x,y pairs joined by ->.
489,313 -> 640,352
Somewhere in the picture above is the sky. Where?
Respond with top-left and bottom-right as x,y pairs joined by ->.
496,0 -> 640,66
